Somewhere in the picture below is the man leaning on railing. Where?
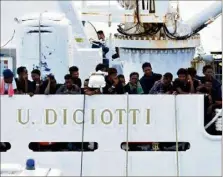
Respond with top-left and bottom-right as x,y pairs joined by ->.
56,74 -> 80,94
0,69 -> 17,96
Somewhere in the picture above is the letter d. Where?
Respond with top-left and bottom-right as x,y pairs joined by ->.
45,109 -> 57,125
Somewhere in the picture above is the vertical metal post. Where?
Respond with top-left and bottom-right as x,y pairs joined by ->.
126,93 -> 129,177
174,95 -> 179,177
80,94 -> 86,177
38,12 -> 43,70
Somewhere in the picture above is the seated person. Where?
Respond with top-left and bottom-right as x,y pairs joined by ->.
95,63 -> 107,72
103,68 -> 125,94
197,80 -> 222,135
187,67 -> 201,91
118,74 -> 126,87
56,74 -> 80,94
199,64 -> 221,99
173,68 -> 194,94
15,66 -> 34,94
41,74 -> 61,95
69,66 -> 82,88
125,72 -> 144,94
0,69 -> 17,95
149,72 -> 173,94
81,79 -> 101,95
140,62 -> 162,94
31,69 -> 43,94
202,79 -> 222,110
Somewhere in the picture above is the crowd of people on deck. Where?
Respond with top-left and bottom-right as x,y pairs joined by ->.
0,62 -> 221,97
1,62 -> 222,110
0,62 -> 221,151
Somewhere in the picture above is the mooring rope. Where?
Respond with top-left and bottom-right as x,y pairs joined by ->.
80,94 -> 86,177
174,95 -> 180,177
126,93 -> 129,176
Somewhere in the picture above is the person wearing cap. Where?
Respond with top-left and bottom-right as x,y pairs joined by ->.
0,69 -> 17,96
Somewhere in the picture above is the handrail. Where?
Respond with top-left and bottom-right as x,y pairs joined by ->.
81,10 -> 164,23
205,109 -> 222,130
215,116 -> 222,132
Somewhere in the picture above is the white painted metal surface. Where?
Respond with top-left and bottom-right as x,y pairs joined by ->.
15,12 -> 73,83
81,10 -> 165,23
81,0 -> 169,23
186,1 -> 222,32
58,1 -> 90,48
114,35 -> 200,49
119,48 -> 196,80
1,95 -> 221,176
74,48 -> 102,83
177,96 -> 221,176
127,95 -> 177,176
1,163 -> 22,175
1,164 -> 62,176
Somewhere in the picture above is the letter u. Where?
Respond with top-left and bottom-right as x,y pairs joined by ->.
17,109 -> 30,125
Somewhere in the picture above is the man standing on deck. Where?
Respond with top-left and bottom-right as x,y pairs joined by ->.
31,69 -> 43,94
92,30 -> 110,68
149,72 -> 173,94
199,65 -> 222,98
140,62 -> 162,94
125,72 -> 144,94
15,66 -> 34,95
103,68 -> 125,94
56,74 -> 80,94
69,66 -> 82,88
173,68 -> 195,94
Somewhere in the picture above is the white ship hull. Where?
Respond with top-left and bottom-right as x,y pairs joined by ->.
1,95 -> 221,176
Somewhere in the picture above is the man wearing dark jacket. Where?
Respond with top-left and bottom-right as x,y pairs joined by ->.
140,62 -> 162,94
125,72 -> 144,94
69,66 -> 82,88
199,65 -> 222,98
103,68 -> 125,94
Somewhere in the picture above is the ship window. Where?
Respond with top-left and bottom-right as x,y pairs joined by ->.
27,30 -> 52,34
0,142 -> 11,152
120,142 -> 190,151
29,25 -> 51,27
28,142 -> 98,152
